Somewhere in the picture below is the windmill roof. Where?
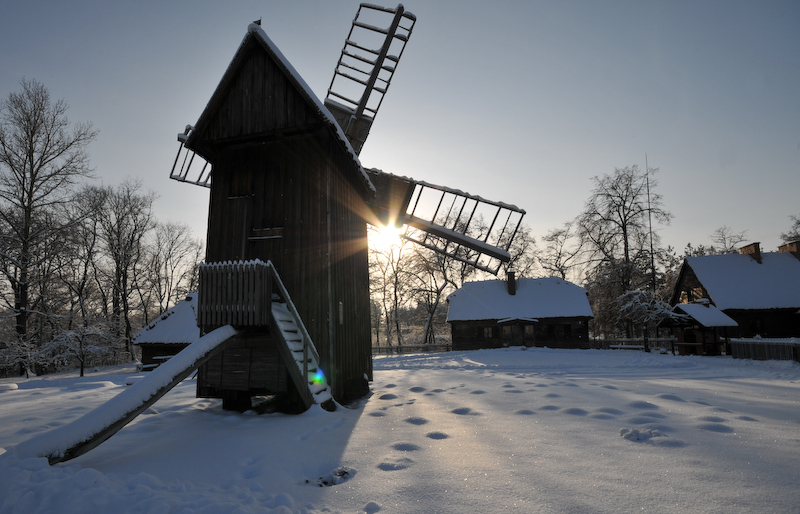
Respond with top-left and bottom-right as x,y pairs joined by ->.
685,252 -> 800,310
674,303 -> 739,328
133,293 -> 200,345
447,277 -> 593,322
184,23 -> 375,196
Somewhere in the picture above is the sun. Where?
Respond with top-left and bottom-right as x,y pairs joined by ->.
370,223 -> 405,252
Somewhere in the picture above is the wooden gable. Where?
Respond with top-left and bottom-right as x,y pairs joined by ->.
186,35 -> 321,161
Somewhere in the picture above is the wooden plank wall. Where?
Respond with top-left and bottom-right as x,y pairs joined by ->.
204,133 -> 372,402
198,45 -> 317,145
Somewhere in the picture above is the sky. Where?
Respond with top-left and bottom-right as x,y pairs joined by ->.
2,0 -> 799,258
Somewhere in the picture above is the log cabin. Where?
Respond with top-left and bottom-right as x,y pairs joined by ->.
447,272 -> 594,350
665,241 -> 800,355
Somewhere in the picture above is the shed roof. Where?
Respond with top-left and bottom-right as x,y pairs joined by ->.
447,277 -> 594,322
133,293 -> 200,345
674,303 -> 739,328
683,252 -> 800,310
184,23 -> 375,196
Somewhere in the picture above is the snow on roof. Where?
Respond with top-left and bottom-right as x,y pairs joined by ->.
133,294 -> 200,345
187,23 -> 375,196
685,252 -> 800,310
674,303 -> 739,328
246,24 -> 374,194
447,277 -> 593,322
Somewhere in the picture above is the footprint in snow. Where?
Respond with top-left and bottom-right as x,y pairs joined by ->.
698,415 -> 727,423
392,442 -> 420,452
656,393 -> 686,402
405,416 -> 429,425
619,427 -> 686,447
312,466 -> 356,486
368,411 -> 386,417
409,386 -> 426,393
378,393 -> 398,400
515,409 -> 536,415
595,407 -> 625,416
539,405 -> 560,411
426,431 -> 450,440
451,407 -> 481,416
627,400 -> 659,410
364,501 -> 381,514
698,422 -> 734,433
736,415 -> 759,422
561,407 -> 589,416
384,383 -> 397,388
544,393 -> 561,398
377,457 -> 414,471
470,390 -> 486,395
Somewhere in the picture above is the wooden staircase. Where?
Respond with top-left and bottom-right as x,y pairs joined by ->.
271,301 -> 333,410
198,260 -> 334,411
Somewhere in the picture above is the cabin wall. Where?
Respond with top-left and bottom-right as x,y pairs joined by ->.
451,318 -> 591,351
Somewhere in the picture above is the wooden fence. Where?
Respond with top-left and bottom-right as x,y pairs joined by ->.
197,260 -> 272,327
373,344 -> 452,355
592,338 -> 677,351
730,338 -> 800,362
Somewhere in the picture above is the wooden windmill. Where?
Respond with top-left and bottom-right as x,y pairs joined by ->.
170,3 -> 526,412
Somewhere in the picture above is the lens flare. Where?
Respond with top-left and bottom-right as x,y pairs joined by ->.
312,369 -> 326,385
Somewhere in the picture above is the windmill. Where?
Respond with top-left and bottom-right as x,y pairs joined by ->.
168,3 -> 530,409
172,3 -> 526,275
21,3 -> 533,467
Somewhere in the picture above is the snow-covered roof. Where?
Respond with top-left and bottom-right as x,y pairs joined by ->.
447,277 -> 593,322
184,23 -> 375,196
133,294 -> 200,345
674,303 -> 739,328
685,252 -> 800,310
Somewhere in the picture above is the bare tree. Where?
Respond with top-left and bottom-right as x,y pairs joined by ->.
781,214 -> 800,243
367,225 -> 413,348
577,165 -> 672,337
539,221 -> 583,280
0,79 -> 96,341
145,221 -> 203,315
96,180 -> 156,361
710,226 -> 747,254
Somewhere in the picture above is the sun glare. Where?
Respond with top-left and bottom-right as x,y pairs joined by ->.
371,223 -> 404,252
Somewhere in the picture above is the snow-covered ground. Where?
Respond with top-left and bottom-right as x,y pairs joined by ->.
1,347 -> 799,513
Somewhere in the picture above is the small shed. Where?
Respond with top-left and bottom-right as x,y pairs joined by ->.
659,301 -> 738,355
133,294 -> 200,370
447,273 -> 594,350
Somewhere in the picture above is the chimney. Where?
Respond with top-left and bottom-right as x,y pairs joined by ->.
739,242 -> 762,263
779,241 -> 800,261
507,270 -> 516,295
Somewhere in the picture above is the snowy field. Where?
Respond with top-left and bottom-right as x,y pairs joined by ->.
1,347 -> 799,514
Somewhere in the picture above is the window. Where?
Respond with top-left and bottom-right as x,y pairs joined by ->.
524,325 -> 534,337
483,327 -> 493,338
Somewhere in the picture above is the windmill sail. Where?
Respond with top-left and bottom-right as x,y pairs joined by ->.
365,169 -> 526,275
170,125 -> 211,187
324,3 -> 416,155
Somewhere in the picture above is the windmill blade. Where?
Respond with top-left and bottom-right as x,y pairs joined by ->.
324,3 -> 416,155
170,125 -> 212,188
365,169 -> 527,275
